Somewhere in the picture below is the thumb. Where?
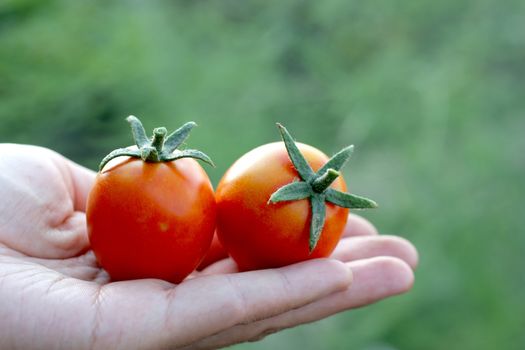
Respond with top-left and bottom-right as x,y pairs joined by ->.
0,145 -> 94,259
38,153 -> 96,258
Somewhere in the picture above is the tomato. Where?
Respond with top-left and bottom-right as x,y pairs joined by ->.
86,116 -> 216,283
216,124 -> 376,271
215,142 -> 344,270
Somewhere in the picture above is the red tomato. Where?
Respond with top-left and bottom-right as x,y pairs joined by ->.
87,157 -> 216,283
216,142 -> 349,271
86,116 -> 216,283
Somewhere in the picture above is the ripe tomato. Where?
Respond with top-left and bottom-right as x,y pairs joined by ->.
216,142 -> 346,270
216,124 -> 376,271
86,116 -> 216,283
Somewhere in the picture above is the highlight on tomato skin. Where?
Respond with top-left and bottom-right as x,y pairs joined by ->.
86,116 -> 216,284
215,124 -> 377,272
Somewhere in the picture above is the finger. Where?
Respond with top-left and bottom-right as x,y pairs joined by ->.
198,258 -> 239,275
263,257 -> 414,327
331,235 -> 419,269
0,146 -> 93,258
64,159 -> 96,212
44,146 -> 95,213
342,213 -> 379,237
2,209 -> 90,260
46,152 -> 94,255
92,259 -> 352,349
45,211 -> 91,258
190,257 -> 413,348
199,214 -> 382,275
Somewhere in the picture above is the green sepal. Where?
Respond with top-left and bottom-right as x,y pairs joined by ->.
98,116 -> 213,171
162,122 -> 197,156
269,123 -> 377,253
99,148 -> 141,171
317,145 -> 354,176
268,182 -> 312,203
325,188 -> 378,209
164,149 -> 215,167
126,116 -> 150,148
309,193 -> 327,252
276,123 -> 315,181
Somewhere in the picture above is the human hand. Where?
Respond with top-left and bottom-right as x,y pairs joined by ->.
0,144 -> 418,349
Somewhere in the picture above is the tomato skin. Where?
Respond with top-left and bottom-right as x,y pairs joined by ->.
216,142 -> 348,271
86,157 -> 216,283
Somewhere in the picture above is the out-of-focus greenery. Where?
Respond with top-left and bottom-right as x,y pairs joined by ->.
1,0 -> 524,349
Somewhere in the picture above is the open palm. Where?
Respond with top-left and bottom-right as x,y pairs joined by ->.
0,144 -> 418,349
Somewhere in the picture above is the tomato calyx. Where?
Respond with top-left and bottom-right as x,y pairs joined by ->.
98,116 -> 214,171
269,123 -> 378,252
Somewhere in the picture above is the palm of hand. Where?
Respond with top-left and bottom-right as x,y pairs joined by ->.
0,144 -> 417,350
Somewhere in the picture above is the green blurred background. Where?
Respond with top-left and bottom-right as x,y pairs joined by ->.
1,0 -> 524,349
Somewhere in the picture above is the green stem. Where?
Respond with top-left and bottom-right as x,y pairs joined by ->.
311,169 -> 339,193
151,127 -> 167,152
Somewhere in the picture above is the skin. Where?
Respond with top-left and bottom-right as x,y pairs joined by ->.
0,144 -> 418,349
87,157 -> 216,283
216,142 -> 349,271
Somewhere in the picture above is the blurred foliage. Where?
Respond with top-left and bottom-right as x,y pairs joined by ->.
1,0 -> 524,349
